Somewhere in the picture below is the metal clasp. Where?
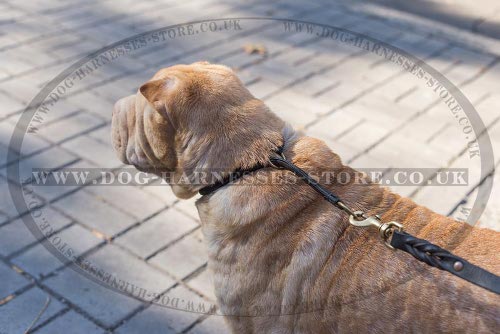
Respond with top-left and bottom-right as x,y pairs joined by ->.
349,211 -> 403,249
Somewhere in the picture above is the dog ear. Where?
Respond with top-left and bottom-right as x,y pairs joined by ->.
139,77 -> 176,111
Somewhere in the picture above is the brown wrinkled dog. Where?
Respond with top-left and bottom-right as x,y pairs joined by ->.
111,62 -> 500,333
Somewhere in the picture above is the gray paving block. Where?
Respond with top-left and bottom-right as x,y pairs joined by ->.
0,287 -> 65,334
307,110 -> 362,141
53,190 -> 137,237
0,262 -> 31,300
62,135 -> 123,168
66,91 -> 115,119
38,112 -> 104,143
86,185 -> 166,221
271,89 -> 332,115
173,197 -> 200,221
0,143 -> 19,168
337,120 -> 389,153
82,244 -> 176,301
2,145 -> 79,184
188,315 -> 231,334
141,181 -> 179,207
87,124 -> 112,144
0,176 -> 40,221
36,99 -> 82,126
16,131 -> 51,156
36,310 -> 104,334
264,96 -> 317,129
32,159 -> 99,201
43,267 -> 143,329
116,285 -> 205,334
246,80 -> 282,100
12,224 -> 102,278
186,268 -> 216,302
116,208 -> 198,259
0,211 -> 9,227
0,90 -> 24,117
149,232 -> 207,280
0,206 -> 72,257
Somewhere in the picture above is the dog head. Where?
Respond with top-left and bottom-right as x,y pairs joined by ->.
112,61 -> 285,198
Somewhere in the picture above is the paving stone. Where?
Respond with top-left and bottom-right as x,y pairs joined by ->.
66,91 -> 117,119
141,180 -> 179,206
149,232 -> 207,280
116,208 -> 198,259
188,315 -> 231,334
337,120 -> 389,153
428,123 -> 468,154
256,62 -> 303,86
320,139 -> 360,164
38,112 -> 105,143
43,267 -> 143,329
35,99 -> 82,126
86,185 -> 167,221
292,75 -> 339,97
265,95 -> 317,128
246,79 -> 282,100
273,46 -> 317,67
396,86 -> 439,111
0,143 -> 19,168
32,159 -> 102,201
0,122 -> 51,156
412,149 -> 482,215
53,190 -> 137,237
0,206 -> 72,257
62,134 -> 122,168
2,145 -> 79,184
0,50 -> 34,76
473,171 -> 500,231
314,81 -> 366,110
116,285 -> 205,334
173,196 -> 201,221
0,287 -> 65,334
270,89 -> 333,115
0,176 -> 41,221
475,93 -> 500,126
186,268 -> 216,302
0,211 -> 10,227
369,132 -> 453,168
12,224 -> 102,278
87,124 -> 112,144
0,90 -> 25,118
0,262 -> 31,300
307,109 -> 362,141
36,310 -> 104,334
1,79 -> 47,105
296,48 -> 351,73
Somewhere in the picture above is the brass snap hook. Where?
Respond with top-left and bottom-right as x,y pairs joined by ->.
349,213 -> 404,249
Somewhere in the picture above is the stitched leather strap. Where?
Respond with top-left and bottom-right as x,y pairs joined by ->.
391,231 -> 500,294
269,156 -> 342,207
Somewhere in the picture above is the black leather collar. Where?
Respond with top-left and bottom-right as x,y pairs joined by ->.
198,145 -> 284,196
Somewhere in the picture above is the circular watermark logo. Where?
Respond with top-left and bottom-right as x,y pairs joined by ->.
6,18 -> 495,317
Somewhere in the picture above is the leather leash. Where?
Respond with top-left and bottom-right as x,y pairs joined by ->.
199,148 -> 500,294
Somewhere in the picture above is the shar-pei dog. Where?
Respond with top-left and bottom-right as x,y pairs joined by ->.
111,61 -> 499,333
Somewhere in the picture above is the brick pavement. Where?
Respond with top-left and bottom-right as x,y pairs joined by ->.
1,0 -> 499,333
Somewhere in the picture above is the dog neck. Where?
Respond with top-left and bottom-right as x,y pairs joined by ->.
170,99 -> 287,198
